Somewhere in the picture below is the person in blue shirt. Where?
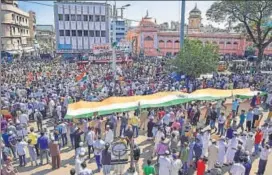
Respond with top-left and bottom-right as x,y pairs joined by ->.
193,138 -> 203,168
243,157 -> 252,175
237,110 -> 246,132
232,99 -> 239,117
2,130 -> 10,146
246,108 -> 254,132
37,132 -> 50,165
226,126 -> 234,139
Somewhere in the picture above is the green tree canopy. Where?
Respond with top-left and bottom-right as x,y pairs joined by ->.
170,39 -> 219,78
206,1 -> 272,64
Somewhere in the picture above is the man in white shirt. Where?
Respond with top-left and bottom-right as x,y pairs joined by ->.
158,151 -> 172,175
93,136 -> 105,172
217,112 -> 226,136
19,112 -> 29,126
208,139 -> 219,171
75,152 -> 85,175
230,161 -> 245,175
86,127 -> 95,158
104,125 -> 114,144
79,162 -> 93,175
257,144 -> 271,175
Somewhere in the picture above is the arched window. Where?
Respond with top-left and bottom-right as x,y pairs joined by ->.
219,41 -> 224,44
144,36 -> 153,41
226,41 -> 231,44
174,40 -> 180,43
167,40 -> 172,43
233,42 -> 238,45
159,40 -> 164,43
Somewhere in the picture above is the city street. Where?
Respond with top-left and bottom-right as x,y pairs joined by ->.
16,100 -> 272,175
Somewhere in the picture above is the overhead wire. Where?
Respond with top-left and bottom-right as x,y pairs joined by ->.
20,1 -> 141,22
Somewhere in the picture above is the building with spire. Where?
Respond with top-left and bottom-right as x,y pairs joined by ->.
188,4 -> 202,32
126,5 -> 272,57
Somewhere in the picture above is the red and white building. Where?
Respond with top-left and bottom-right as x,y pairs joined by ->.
126,5 -> 272,57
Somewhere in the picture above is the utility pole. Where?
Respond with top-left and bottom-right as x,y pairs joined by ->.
112,1 -> 117,96
0,0 -> 3,169
180,0 -> 186,49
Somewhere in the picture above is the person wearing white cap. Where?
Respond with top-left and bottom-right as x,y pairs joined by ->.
158,150 -> 172,175
226,133 -> 239,165
245,132 -> 254,154
202,129 -> 211,157
217,137 -> 227,167
75,142 -> 86,158
208,139 -> 219,171
75,152 -> 86,175
104,125 -> 114,144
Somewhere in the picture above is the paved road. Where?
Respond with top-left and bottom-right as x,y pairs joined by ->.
16,100 -> 272,175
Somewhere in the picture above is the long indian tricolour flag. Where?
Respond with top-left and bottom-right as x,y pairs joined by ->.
65,88 -> 265,119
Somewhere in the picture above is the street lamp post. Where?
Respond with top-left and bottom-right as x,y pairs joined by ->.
180,0 -> 186,49
112,3 -> 130,96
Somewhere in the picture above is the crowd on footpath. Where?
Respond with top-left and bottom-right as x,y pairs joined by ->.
1,58 -> 272,175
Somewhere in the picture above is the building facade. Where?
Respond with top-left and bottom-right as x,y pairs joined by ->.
36,25 -> 55,54
110,19 -> 127,42
1,0 -> 36,57
126,5 -> 272,57
54,1 -> 111,55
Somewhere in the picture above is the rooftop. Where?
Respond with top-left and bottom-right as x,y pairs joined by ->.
36,25 -> 54,32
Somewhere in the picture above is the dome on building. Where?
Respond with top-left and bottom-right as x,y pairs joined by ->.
189,4 -> 201,17
139,10 -> 157,27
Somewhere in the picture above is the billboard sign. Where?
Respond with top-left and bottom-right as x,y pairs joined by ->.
58,44 -> 72,50
92,43 -> 111,54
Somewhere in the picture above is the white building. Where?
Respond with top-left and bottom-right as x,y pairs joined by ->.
54,1 -> 111,56
1,0 -> 36,58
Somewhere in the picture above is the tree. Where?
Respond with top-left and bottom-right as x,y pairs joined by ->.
170,39 -> 219,77
206,1 -> 272,65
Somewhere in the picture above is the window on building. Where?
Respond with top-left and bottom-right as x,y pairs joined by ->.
16,16 -> 19,21
22,18 -> 24,22
12,14 -> 15,20
12,27 -> 15,34
26,30 -> 28,34
95,31 -> 100,37
77,15 -> 82,21
26,19 -> 27,23
17,27 -> 19,33
95,15 -> 100,22
19,17 -> 21,22
20,29 -> 23,33
65,30 -> 70,36
58,14 -> 63,21
89,30 -> 94,37
65,14 -> 70,21
72,30 -> 76,36
226,41 -> 231,45
83,15 -> 88,21
84,30 -> 88,36
101,16 -> 105,22
17,40 -> 20,45
101,31 -> 106,37
77,30 -> 82,36
89,15 -> 93,21
71,14 -> 76,21
59,30 -> 64,36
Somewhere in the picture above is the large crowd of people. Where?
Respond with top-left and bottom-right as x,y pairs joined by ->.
1,57 -> 272,175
